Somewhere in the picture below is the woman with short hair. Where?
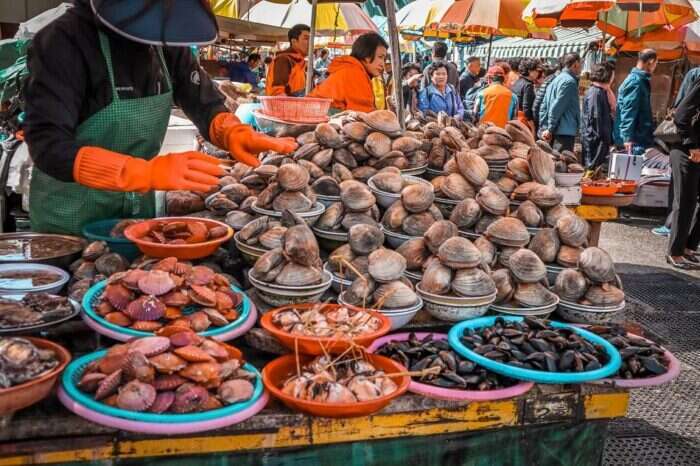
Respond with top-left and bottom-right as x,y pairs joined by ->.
417,62 -> 464,119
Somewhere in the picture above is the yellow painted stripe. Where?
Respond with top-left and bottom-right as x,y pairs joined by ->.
584,392 -> 629,419
575,205 -> 618,222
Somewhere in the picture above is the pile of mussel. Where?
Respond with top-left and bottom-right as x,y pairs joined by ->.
315,180 -> 380,232
587,325 -> 668,379
553,247 -> 625,307
459,317 -> 609,373
376,333 -> 517,390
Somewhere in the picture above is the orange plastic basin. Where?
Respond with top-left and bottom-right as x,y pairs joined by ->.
124,217 -> 233,260
0,337 -> 71,416
262,353 -> 409,418
260,304 -> 392,356
581,181 -> 619,197
611,179 -> 638,194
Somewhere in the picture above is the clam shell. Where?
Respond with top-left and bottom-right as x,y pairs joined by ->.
316,202 -> 345,230
348,223 -> 384,255
364,132 -> 392,158
352,166 -> 378,182
328,244 -> 354,272
333,148 -> 358,169
372,171 -> 403,193
437,237 -> 482,269
528,228 -> 561,264
284,224 -> 320,267
342,121 -> 373,142
272,191 -> 313,212
514,200 -> 544,228
509,141 -> 532,159
556,215 -> 590,247
373,280 -> 418,309
505,120 -> 536,146
474,236 -> 497,267
311,148 -> 334,169
485,217 -> 530,248
492,269 -> 514,304
585,284 -> 625,306
401,183 -> 435,213
274,263 -> 322,286
452,268 -> 496,297
545,204 -> 574,227
340,180 -> 376,211
374,151 -> 408,170
312,176 -> 341,196
293,142 -> 321,161
392,136 -> 422,153
238,216 -> 269,242
476,144 -> 510,161
424,220 -> 459,254
259,226 -> 287,250
513,282 -> 557,307
315,123 -> 344,148
381,201 -> 409,231
252,248 -> 285,276
358,110 -> 401,134
342,212 -> 379,231
449,198 -> 482,229
402,212 -> 435,236
420,262 -> 453,295
476,186 -> 509,216
440,127 -> 468,151
396,238 -> 430,270
512,181 -> 541,201
554,268 -> 588,302
528,184 -> 563,209
474,214 -> 502,235
508,249 -> 547,283
578,247 -> 616,284
528,148 -> 555,185
556,245 -> 583,268
368,249 -> 407,283
497,246 -> 521,269
496,176 -> 519,196
442,173 -> 475,201
506,158 -> 532,184
455,150 -> 489,187
276,164 -> 310,192
348,142 -> 371,161
226,211 -> 255,232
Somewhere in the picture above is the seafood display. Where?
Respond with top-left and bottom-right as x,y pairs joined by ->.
587,325 -> 669,379
431,151 -> 490,202
0,270 -> 63,288
280,354 -> 398,403
0,234 -> 84,263
376,333 -> 517,390
315,179 -> 380,231
76,332 -> 255,412
327,224 -> 385,281
271,304 -> 383,338
527,213 -> 591,268
95,258 -> 242,332
236,216 -> 288,251
553,247 -> 625,307
0,337 -> 59,388
0,293 -> 74,329
458,317 -> 609,373
254,163 -> 319,213
137,220 -> 230,245
492,248 -> 558,308
381,182 -> 442,237
250,216 -> 323,287
67,241 -> 130,302
110,219 -> 143,238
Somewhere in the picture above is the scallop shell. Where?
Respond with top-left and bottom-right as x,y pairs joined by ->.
368,249 -> 407,283
149,391 -> 176,413
556,245 -> 584,268
373,281 -> 418,309
171,383 -> 210,413
476,186 -> 509,216
513,282 -> 557,307
449,198 -> 482,229
442,173 -> 475,201
437,237 -> 482,269
528,228 -> 561,264
174,345 -> 215,363
492,269 -> 514,304
104,283 -> 133,310
554,269 -> 588,302
95,369 -> 122,400
585,284 -> 625,306
395,238 -> 430,271
276,164 -> 310,191
125,296 -> 166,322
340,180 -> 376,211
528,184 -> 563,209
578,247 -> 616,283
401,183 -> 435,213
149,352 -> 188,374
348,223 -> 384,255
420,262 -> 453,295
508,249 -> 547,284
424,220 -> 459,254
514,201 -> 544,228
528,148 -> 555,185
128,336 -> 171,357
452,268 -> 496,297
485,217 -> 530,248
556,215 -> 590,247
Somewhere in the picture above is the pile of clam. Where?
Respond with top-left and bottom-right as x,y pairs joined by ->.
491,249 -> 558,309
381,182 -> 442,238
327,224 -> 385,282
430,150 -> 490,205
0,337 -> 59,388
253,163 -> 319,213
235,216 -> 287,252
68,241 -> 130,302
553,247 -> 625,307
342,248 -> 419,310
527,209 -> 591,268
536,141 -> 585,174
77,332 -> 256,413
250,221 -> 323,287
314,180 -> 380,232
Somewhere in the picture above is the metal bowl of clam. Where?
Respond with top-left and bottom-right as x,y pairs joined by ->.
417,284 -> 496,322
489,298 -> 560,319
337,291 -> 422,331
380,227 -> 418,249
367,174 -> 432,209
311,226 -> 348,252
555,299 -> 626,325
251,201 -> 325,226
233,231 -> 266,266
248,269 -> 333,307
323,262 -> 352,294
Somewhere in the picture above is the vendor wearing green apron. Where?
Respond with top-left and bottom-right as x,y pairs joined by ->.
24,0 -> 296,235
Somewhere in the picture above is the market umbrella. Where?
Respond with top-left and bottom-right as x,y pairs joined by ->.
436,0 -> 548,38
396,0 -> 454,35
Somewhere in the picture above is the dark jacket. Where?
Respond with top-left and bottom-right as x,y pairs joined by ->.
464,81 -> 487,124
228,61 -> 258,86
459,71 -> 480,100
533,73 -> 557,130
24,0 -> 226,182
614,68 -> 654,149
674,79 -> 700,149
539,69 -> 580,137
673,66 -> 700,108
422,60 -> 460,96
511,76 -> 536,120
582,85 -> 614,168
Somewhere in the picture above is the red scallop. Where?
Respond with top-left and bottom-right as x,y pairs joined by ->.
125,296 -> 166,322
116,380 -> 157,412
149,391 -> 176,413
153,374 -> 188,391
169,330 -> 203,348
138,270 -> 176,296
104,283 -> 133,311
95,369 -> 122,400
171,383 -> 210,413
128,336 -> 171,357
187,266 -> 215,286
121,269 -> 149,291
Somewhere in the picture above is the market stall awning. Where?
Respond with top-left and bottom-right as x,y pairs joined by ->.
465,27 -> 603,60
216,15 -> 290,44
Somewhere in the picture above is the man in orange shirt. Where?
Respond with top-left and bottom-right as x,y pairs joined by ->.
474,66 -> 519,128
265,24 -> 309,96
309,33 -> 389,113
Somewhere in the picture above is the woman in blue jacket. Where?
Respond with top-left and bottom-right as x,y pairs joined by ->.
418,62 -> 463,119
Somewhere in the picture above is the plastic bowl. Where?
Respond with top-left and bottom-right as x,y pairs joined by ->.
0,263 -> 70,295
611,179 -> 638,194
81,281 -> 253,341
0,337 -> 71,416
337,292 -> 423,331
262,353 -> 409,418
489,297 -> 560,319
380,226 -> 418,249
257,96 -> 331,123
61,349 -> 264,423
448,316 -> 621,384
417,284 -> 496,322
124,217 -> 233,260
554,172 -> 584,187
248,269 -> 333,307
367,175 -> 432,209
581,182 -> 619,197
260,303 -> 392,355
367,333 -> 534,401
250,201 -> 325,226
82,219 -> 141,261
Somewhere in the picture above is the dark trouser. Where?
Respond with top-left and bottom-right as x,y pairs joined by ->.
668,148 -> 700,255
553,135 -> 575,153
664,175 -> 674,228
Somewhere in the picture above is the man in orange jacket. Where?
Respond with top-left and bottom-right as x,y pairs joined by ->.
266,24 -> 310,96
474,66 -> 519,128
309,32 -> 389,113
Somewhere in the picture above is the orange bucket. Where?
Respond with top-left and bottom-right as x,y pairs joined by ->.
262,353 -> 409,418
260,304 -> 392,356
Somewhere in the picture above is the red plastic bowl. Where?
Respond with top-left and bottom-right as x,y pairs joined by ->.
0,337 -> 71,416
124,217 -> 233,260
260,304 -> 392,356
262,353 -> 409,418
611,180 -> 638,194
581,181 -> 619,197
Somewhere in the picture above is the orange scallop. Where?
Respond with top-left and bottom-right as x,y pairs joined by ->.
164,306 -> 183,320
174,345 -> 215,362
105,311 -> 132,327
131,321 -> 164,332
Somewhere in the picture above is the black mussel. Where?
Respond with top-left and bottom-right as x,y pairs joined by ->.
457,360 -> 477,375
439,351 -> 458,372
530,338 -> 552,352
585,359 -> 602,371
474,344 -> 496,355
559,350 -> 575,371
640,356 -> 667,375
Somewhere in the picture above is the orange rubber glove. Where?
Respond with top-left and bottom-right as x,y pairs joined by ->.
73,146 -> 224,193
209,113 -> 298,168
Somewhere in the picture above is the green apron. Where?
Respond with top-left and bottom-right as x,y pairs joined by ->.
30,31 -> 173,235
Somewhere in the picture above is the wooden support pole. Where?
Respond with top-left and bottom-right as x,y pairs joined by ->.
305,0 -> 319,96
384,0 -> 405,129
